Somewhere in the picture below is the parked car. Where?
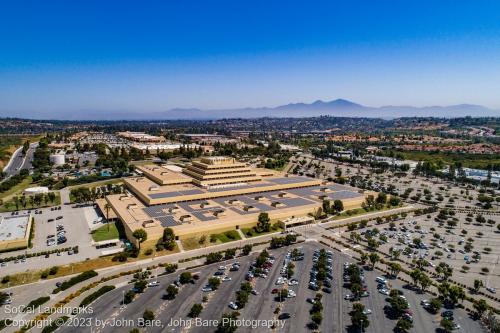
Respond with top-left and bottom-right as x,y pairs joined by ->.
278,313 -> 291,320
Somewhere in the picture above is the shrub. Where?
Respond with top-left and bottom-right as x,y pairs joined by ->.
164,263 -> 178,274
79,285 -> 115,307
41,316 -> 69,333
124,290 -> 135,304
57,270 -> 98,292
23,296 -> 50,311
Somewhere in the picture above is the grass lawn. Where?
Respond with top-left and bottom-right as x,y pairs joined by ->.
210,230 -> 242,243
330,205 -> 402,221
91,223 -> 120,242
181,230 -> 242,251
0,176 -> 33,201
241,225 -> 282,238
0,191 -> 61,212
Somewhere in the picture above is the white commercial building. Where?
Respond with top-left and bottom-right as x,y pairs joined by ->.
50,153 -> 66,166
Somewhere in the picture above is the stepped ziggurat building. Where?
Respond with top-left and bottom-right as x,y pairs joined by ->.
104,156 -> 371,247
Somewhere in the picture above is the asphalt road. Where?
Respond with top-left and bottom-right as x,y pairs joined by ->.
2,143 -> 37,177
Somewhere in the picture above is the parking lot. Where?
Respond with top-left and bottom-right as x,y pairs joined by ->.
57,242 -> 482,333
344,210 -> 500,292
0,204 -> 105,275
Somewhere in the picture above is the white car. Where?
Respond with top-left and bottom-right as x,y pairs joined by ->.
147,281 -> 160,287
379,289 -> 390,296
486,287 -> 496,294
222,276 -> 232,282
287,290 -> 296,298
288,279 -> 299,286
202,286 -> 213,292
276,277 -> 286,285
228,302 -> 238,310
363,309 -> 372,315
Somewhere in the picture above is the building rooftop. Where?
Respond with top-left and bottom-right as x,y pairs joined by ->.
0,214 -> 31,241
135,164 -> 193,185
124,173 -> 323,205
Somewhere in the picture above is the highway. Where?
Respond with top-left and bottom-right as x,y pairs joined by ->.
2,143 -> 37,177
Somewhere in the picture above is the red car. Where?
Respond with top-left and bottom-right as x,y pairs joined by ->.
271,288 -> 279,294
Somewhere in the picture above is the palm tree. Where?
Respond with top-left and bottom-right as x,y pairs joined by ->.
13,196 -> 19,211
104,203 -> 112,232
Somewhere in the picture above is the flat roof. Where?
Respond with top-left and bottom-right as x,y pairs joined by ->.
111,183 -> 364,228
96,198 -> 118,219
108,180 -> 368,239
0,214 -> 31,241
135,165 -> 192,185
124,175 -> 323,205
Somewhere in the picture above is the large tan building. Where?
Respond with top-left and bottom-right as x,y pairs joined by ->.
105,157 -> 369,246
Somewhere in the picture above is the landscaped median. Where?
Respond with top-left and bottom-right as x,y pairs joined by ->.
53,270 -> 98,293
79,285 -> 115,307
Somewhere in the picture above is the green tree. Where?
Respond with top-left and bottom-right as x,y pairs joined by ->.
143,309 -> 155,323
388,262 -> 402,278
350,302 -> 369,332
208,277 -> 221,290
473,299 -> 488,320
189,303 -> 203,318
132,228 -> 147,250
396,317 -> 413,332
333,199 -> 344,213
165,284 -> 178,300
104,203 -> 112,232
428,298 -> 442,314
242,244 -> 252,256
179,272 -> 192,284
256,212 -> 271,233
473,279 -> 483,293
440,318 -> 454,333
368,253 -> 380,270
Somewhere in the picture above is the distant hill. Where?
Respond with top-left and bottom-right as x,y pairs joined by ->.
7,99 -> 499,120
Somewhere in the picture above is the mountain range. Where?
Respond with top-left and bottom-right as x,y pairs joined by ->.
9,99 -> 500,120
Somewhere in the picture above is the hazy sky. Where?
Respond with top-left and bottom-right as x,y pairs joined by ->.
1,0 -> 500,117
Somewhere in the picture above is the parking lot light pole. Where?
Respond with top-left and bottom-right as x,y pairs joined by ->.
121,290 -> 126,309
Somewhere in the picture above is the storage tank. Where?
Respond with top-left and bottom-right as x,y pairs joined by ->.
50,153 -> 65,166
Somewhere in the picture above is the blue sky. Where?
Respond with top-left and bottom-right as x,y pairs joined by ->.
1,0 -> 500,117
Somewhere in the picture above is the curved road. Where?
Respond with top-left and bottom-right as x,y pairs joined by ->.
2,142 -> 37,177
